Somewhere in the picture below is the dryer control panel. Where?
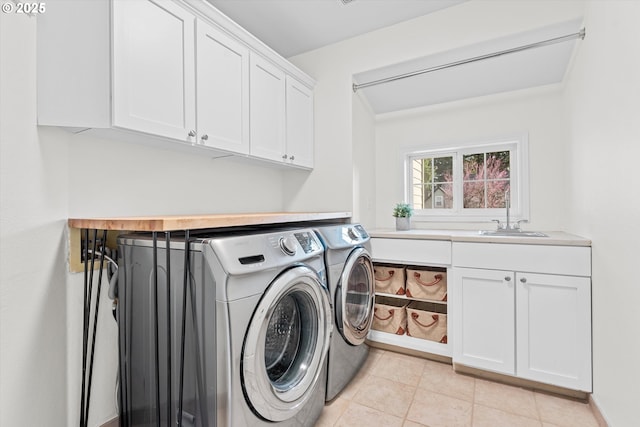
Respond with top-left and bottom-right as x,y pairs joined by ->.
294,231 -> 322,254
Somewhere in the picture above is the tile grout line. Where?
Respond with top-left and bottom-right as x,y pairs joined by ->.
470,375 -> 477,426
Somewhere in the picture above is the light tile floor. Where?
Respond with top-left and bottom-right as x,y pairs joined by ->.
316,348 -> 601,427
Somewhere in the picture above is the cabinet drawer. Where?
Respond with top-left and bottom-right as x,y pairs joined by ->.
452,242 -> 591,276
371,238 -> 451,266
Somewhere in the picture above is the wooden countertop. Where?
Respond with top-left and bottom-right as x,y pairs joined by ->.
68,212 -> 351,232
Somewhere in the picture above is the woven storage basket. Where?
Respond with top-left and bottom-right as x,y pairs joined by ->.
373,264 -> 405,295
406,301 -> 447,343
372,296 -> 408,335
405,268 -> 447,301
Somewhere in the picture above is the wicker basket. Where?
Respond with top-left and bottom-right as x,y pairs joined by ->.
373,264 -> 405,295
371,296 -> 408,335
406,301 -> 447,343
405,268 -> 447,301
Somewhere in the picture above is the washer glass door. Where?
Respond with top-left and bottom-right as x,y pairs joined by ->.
242,265 -> 331,422
338,247 -> 375,345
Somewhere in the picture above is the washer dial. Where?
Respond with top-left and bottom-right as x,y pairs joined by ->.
279,235 -> 297,256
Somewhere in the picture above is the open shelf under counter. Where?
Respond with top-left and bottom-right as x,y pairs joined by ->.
375,292 -> 448,306
367,330 -> 451,358
369,234 -> 452,359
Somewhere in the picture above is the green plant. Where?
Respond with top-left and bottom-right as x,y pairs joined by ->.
392,203 -> 413,218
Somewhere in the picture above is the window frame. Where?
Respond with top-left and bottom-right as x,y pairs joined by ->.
402,134 -> 530,223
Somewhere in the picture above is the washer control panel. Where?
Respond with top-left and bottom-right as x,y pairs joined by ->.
268,230 -> 322,257
294,231 -> 321,254
279,235 -> 298,256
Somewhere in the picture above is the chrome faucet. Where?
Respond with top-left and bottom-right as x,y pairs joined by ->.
491,189 -> 526,231
505,189 -> 510,230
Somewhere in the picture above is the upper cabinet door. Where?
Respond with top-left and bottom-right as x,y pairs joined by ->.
250,53 -> 286,163
285,76 -> 314,169
196,20 -> 250,154
112,0 -> 196,142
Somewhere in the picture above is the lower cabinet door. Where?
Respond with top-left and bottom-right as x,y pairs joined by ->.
516,272 -> 592,391
453,267 -> 516,375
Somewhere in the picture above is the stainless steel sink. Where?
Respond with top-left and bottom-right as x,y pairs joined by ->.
479,230 -> 548,237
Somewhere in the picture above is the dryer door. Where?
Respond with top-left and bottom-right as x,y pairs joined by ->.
337,247 -> 375,345
242,265 -> 331,422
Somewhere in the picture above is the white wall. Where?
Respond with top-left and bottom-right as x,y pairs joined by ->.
4,0 -> 636,425
564,2 -> 640,426
1,10 -> 287,427
288,0 -> 585,225
1,13 -> 69,426
351,93 -> 377,228
374,86 -> 570,230
67,133 -> 285,217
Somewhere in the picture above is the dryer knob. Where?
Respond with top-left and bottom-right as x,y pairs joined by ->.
347,227 -> 360,240
279,235 -> 297,256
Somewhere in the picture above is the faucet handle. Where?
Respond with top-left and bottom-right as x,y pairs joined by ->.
491,219 -> 504,230
514,219 -> 528,230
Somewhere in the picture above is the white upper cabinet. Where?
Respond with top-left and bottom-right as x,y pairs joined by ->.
285,76 -> 314,169
249,53 -> 315,169
112,0 -> 196,142
250,53 -> 286,163
196,20 -> 250,154
37,0 -> 314,167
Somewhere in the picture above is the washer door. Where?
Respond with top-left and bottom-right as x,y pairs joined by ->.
242,265 -> 331,422
337,247 -> 375,345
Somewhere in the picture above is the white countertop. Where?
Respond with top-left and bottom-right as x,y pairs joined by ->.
368,228 -> 591,247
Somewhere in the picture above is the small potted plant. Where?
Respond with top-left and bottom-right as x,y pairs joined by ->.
393,203 -> 413,231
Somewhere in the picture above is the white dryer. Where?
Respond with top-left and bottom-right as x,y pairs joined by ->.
117,227 -> 331,426
314,224 -> 375,401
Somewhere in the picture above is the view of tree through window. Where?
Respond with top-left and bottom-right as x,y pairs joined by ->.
462,151 -> 510,208
409,144 -> 517,217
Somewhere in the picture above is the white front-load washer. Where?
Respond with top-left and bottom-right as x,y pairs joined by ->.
117,227 -> 331,426
314,224 -> 375,401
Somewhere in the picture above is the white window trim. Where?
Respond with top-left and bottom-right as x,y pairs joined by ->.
402,133 -> 530,223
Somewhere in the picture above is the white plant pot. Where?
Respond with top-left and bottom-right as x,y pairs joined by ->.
395,217 -> 411,231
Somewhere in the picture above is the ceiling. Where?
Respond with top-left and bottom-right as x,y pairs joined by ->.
354,19 -> 584,114
206,0 -> 467,58
205,0 -> 584,114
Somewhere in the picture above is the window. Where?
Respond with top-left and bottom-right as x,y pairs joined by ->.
405,135 -> 529,222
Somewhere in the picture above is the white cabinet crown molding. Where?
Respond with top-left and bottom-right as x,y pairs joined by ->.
181,0 -> 315,89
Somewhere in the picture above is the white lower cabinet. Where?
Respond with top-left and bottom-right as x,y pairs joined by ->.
452,267 -> 516,374
452,242 -> 592,392
516,272 -> 591,391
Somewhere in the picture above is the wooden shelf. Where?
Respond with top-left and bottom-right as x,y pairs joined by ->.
68,211 -> 351,232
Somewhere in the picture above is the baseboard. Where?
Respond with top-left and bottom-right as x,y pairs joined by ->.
453,363 -> 589,401
589,395 -> 610,427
